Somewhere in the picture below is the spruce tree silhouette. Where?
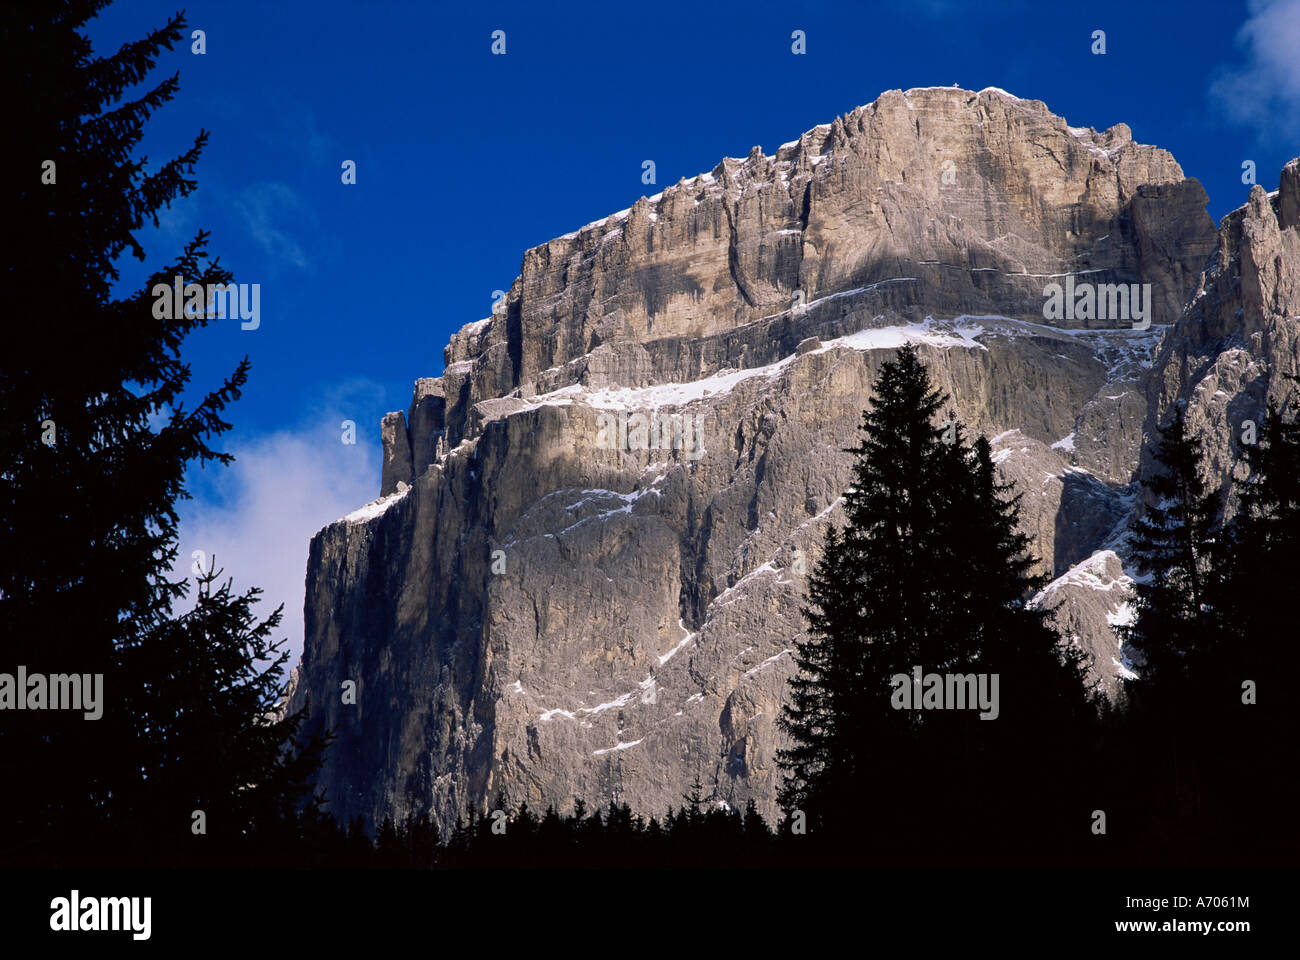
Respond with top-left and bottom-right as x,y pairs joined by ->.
959,434 -> 1098,866
117,561 -> 334,867
1192,400 -> 1300,864
778,345 -> 1098,866
1117,404 -> 1227,863
0,1 -> 331,866
778,345 -> 949,846
1122,405 -> 1225,694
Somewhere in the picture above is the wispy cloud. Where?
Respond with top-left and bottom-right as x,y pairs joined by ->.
173,389 -> 385,667
1209,0 -> 1300,141
234,181 -> 313,271
273,98 -> 335,167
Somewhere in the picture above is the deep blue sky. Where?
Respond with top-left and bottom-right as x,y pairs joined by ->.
81,0 -> 1300,659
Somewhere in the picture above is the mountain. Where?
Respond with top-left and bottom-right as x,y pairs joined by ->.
285,86 -> 1294,832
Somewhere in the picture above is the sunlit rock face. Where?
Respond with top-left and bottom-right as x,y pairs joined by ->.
289,88 -> 1299,836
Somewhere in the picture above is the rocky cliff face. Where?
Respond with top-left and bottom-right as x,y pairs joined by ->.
1036,160 -> 1300,683
286,86 -> 1293,833
1145,161 -> 1300,493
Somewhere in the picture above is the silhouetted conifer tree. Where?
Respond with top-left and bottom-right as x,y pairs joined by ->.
0,1 -> 330,866
778,346 -> 949,839
1117,405 -> 1231,862
1196,400 -> 1300,862
1122,406 -> 1225,696
778,345 -> 1097,865
117,563 -> 332,866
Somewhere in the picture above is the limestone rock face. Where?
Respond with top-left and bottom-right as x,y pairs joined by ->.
1036,161 -> 1300,701
1144,169 -> 1300,498
379,412 -> 412,498
287,87 -> 1276,834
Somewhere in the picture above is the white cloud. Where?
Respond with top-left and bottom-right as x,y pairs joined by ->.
173,408 -> 382,669
234,181 -> 312,271
1210,0 -> 1300,139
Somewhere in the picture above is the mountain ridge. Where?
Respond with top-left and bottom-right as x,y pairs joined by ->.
286,86 -> 1295,833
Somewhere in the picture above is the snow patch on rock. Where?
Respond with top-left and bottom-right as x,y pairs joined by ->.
339,488 -> 409,525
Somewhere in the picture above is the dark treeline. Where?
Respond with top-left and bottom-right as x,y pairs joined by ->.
299,790 -> 791,870
5,2 -> 1296,871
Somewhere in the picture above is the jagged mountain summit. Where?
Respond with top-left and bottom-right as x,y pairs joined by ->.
286,85 -> 1297,832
